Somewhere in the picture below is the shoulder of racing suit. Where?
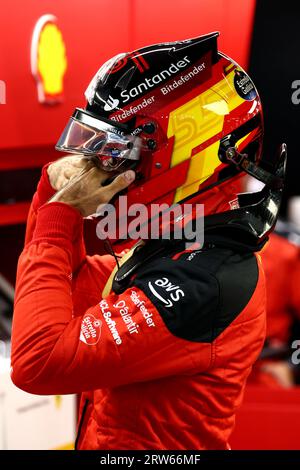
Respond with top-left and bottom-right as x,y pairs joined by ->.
124,243 -> 259,344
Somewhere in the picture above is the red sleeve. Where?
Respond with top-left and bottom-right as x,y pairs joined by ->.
11,203 -> 211,395
25,164 -> 56,245
24,163 -> 86,273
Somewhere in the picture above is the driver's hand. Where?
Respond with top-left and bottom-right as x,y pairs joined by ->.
48,163 -> 135,217
47,155 -> 91,191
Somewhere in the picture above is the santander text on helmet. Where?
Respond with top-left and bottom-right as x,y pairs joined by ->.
120,56 -> 191,103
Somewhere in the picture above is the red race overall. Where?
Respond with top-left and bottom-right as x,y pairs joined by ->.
11,166 -> 266,450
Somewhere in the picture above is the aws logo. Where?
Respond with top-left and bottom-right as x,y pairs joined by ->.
148,277 -> 185,308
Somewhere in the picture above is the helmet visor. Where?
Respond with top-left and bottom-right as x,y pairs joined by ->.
56,108 -> 141,171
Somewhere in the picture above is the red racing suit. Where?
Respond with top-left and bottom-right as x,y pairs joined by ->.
11,166 -> 266,450
248,233 -> 300,387
261,233 -> 300,344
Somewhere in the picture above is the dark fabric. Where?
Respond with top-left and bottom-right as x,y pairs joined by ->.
135,246 -> 258,343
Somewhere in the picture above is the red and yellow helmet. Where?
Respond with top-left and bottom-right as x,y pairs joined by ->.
56,32 -> 285,247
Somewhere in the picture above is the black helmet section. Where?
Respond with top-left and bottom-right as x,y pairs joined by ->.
218,114 -> 284,191
84,32 -> 220,128
203,143 -> 287,250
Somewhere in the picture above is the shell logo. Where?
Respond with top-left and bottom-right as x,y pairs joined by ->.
31,14 -> 67,104
54,395 -> 62,409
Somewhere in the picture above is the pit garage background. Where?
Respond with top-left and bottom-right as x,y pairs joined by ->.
0,0 -> 299,450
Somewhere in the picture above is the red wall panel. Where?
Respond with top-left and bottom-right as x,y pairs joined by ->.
0,0 -> 130,151
131,0 -> 256,68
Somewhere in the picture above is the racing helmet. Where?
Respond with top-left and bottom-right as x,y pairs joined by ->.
56,32 -> 286,247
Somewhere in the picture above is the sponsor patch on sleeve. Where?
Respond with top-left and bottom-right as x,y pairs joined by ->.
79,313 -> 102,345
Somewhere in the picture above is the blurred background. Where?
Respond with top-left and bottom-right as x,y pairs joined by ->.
0,0 -> 299,450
